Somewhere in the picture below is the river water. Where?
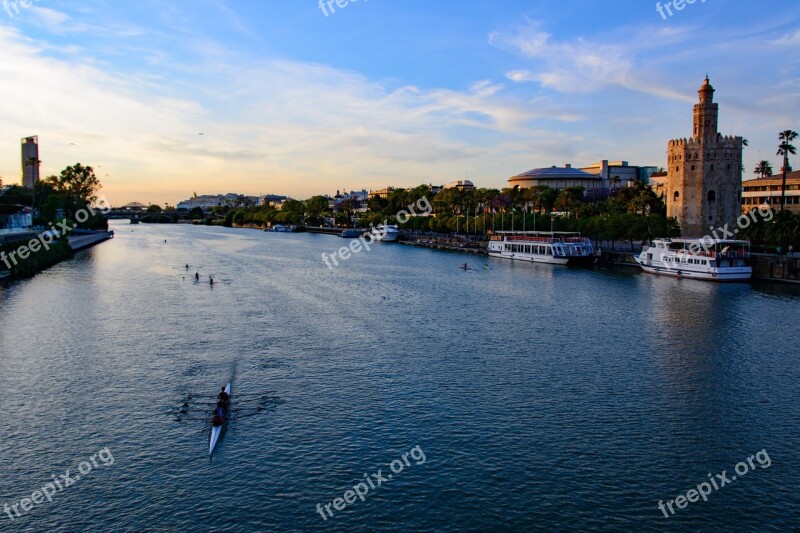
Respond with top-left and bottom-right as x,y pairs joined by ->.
0,222 -> 798,532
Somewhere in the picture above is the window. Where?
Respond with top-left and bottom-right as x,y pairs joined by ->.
674,191 -> 680,201
708,190 -> 716,203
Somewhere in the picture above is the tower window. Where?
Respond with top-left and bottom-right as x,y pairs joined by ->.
674,191 -> 680,201
691,165 -> 695,171
708,190 -> 716,203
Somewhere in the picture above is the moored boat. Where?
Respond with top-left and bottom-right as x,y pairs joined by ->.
635,238 -> 751,281
370,224 -> 399,242
267,224 -> 294,232
340,229 -> 362,238
487,231 -> 596,266
209,382 -> 231,455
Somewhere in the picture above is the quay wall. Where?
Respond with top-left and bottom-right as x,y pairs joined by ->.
751,254 -> 800,284
68,231 -> 115,252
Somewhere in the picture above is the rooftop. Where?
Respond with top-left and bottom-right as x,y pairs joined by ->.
511,166 -> 600,180
743,170 -> 800,186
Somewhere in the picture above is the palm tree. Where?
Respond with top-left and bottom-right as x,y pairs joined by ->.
777,130 -> 798,211
754,160 -> 774,179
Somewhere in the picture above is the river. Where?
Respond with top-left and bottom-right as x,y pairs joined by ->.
0,221 -> 798,531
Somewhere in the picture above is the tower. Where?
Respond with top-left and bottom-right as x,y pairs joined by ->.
21,136 -> 40,189
666,78 -> 744,236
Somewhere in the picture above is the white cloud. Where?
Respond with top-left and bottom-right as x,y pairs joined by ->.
0,25 -> 563,204
490,21 -> 633,93
29,6 -> 69,28
771,29 -> 800,45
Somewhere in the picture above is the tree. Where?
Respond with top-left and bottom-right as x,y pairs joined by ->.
754,160 -> 774,179
304,195 -> 330,225
777,130 -> 798,211
147,204 -> 163,213
57,163 -> 102,204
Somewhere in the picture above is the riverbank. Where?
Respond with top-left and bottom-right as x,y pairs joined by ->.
0,238 -> 73,279
0,229 -> 114,281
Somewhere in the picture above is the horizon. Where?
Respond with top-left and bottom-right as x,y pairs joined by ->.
0,0 -> 798,205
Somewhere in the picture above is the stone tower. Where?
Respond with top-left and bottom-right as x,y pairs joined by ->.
666,77 -> 744,236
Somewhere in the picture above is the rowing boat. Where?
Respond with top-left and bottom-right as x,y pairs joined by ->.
209,382 -> 231,455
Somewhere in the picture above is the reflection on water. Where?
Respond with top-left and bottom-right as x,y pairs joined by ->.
0,221 -> 798,531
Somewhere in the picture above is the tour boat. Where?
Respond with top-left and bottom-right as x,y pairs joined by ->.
370,224 -> 399,242
487,231 -> 596,266
209,382 -> 231,455
635,238 -> 751,281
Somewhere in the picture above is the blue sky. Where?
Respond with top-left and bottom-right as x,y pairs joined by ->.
0,0 -> 798,205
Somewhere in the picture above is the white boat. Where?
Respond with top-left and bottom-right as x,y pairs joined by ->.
370,224 -> 399,242
635,238 -> 752,281
209,382 -> 231,455
487,231 -> 596,266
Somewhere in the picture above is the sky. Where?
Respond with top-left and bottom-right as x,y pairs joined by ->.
0,0 -> 798,206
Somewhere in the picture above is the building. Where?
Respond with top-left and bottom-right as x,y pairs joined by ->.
742,170 -> 800,214
119,202 -> 148,211
176,193 -> 259,211
21,136 -> 39,189
333,190 -> 369,213
581,160 -> 659,187
369,187 -> 395,199
256,194 -> 289,208
444,179 -> 475,191
666,77 -> 744,236
0,205 -> 32,230
508,165 -> 602,190
649,172 -> 668,199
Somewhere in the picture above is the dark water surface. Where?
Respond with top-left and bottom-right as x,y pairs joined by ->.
0,222 -> 798,532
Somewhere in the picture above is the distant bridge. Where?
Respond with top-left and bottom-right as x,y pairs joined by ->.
105,209 -> 179,223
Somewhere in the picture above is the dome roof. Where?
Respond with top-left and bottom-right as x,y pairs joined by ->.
699,76 -> 714,94
511,166 -> 599,180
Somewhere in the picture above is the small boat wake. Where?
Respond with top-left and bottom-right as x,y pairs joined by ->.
172,386 -> 279,457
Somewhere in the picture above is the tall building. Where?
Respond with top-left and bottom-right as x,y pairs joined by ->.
666,78 -> 744,236
21,136 -> 40,189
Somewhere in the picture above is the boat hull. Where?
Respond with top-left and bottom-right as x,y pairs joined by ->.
636,263 -> 751,281
488,250 -> 569,265
209,382 -> 231,455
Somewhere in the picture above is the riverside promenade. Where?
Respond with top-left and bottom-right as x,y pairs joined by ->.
68,229 -> 115,251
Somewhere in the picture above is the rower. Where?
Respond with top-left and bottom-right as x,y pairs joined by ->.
185,264 -> 189,269
195,272 -> 199,281
209,276 -> 214,285
218,387 -> 229,403
462,262 -> 468,270
212,410 -> 224,427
